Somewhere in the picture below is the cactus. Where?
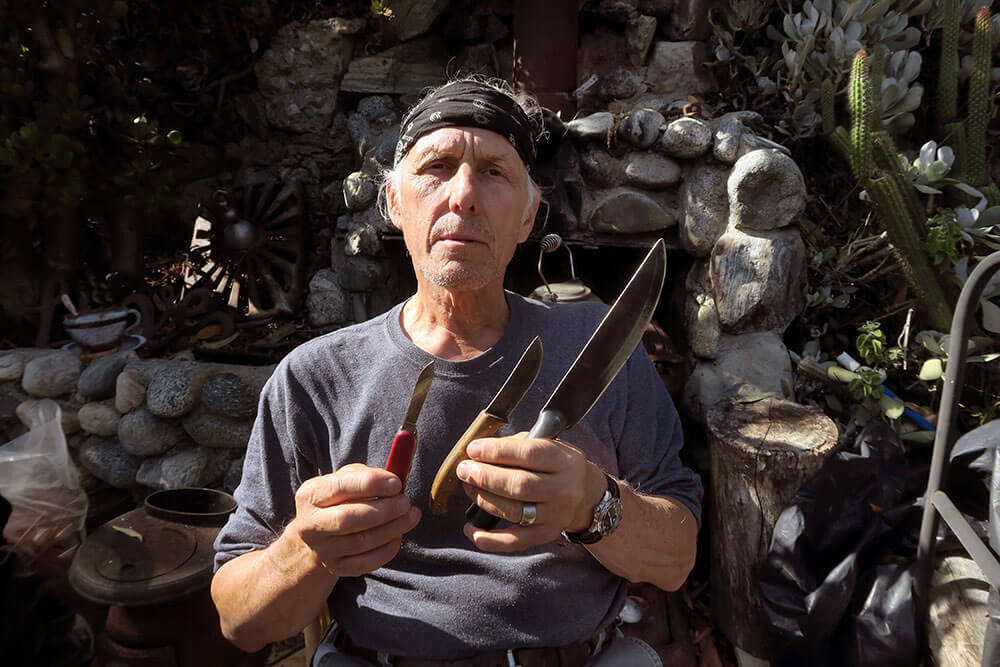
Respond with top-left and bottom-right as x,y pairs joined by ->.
836,49 -> 954,331
937,0 -> 961,126
849,50 -> 873,183
821,78 -> 836,135
867,175 -> 953,330
966,7 -> 992,187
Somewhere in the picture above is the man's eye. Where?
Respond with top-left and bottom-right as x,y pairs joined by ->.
486,167 -> 505,178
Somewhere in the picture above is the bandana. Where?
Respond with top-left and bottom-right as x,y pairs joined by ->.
393,80 -> 537,170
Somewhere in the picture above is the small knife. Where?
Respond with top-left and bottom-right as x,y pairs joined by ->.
467,239 -> 667,529
429,336 -> 543,515
385,361 -> 435,488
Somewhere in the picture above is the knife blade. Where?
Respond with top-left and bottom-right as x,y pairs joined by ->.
467,239 -> 667,529
385,360 -> 435,488
429,336 -> 543,515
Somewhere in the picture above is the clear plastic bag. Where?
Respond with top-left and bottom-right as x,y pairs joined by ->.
0,399 -> 88,563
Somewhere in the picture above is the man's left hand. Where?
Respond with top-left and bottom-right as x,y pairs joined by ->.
457,433 -> 606,551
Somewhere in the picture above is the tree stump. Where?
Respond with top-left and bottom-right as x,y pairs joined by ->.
927,555 -> 989,665
706,397 -> 839,659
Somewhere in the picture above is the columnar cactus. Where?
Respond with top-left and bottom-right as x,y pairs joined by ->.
821,78 -> 836,135
967,7 -> 993,187
866,175 -> 953,330
849,50 -> 873,183
937,0 -> 961,126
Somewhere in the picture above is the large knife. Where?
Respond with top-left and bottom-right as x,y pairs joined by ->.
467,239 -> 667,529
429,336 -> 543,515
385,361 -> 434,488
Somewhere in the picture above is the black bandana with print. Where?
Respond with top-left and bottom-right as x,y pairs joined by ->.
393,80 -> 537,171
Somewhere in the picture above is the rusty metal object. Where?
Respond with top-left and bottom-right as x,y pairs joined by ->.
187,182 -> 309,321
514,0 -> 578,117
122,287 -> 236,354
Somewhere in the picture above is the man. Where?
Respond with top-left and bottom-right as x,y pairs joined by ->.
211,77 -> 702,665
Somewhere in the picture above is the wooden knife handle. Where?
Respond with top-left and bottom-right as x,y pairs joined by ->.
429,411 -> 507,515
467,409 -> 567,529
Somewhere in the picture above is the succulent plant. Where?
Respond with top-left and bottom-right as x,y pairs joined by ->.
760,0 -> 931,138
908,140 -> 956,191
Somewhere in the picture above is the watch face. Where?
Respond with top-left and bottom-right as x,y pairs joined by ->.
597,499 -> 623,536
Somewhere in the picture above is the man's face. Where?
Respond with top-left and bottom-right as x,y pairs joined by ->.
387,127 -> 538,293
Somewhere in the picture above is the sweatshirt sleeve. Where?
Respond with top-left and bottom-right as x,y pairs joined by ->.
213,358 -> 324,570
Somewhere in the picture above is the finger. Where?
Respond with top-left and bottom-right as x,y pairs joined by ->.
305,494 -> 414,537
462,523 -> 554,553
298,466 -> 402,508
466,436 -> 577,473
461,482 -> 542,526
309,505 -> 421,564
324,537 -> 404,578
456,460 -> 545,503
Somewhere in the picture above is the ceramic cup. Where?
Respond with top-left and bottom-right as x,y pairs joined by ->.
64,307 -> 142,352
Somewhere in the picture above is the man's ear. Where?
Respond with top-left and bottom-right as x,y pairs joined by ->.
385,177 -> 404,232
517,193 -> 541,244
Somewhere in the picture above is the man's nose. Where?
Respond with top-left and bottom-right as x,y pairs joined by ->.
447,163 -> 478,215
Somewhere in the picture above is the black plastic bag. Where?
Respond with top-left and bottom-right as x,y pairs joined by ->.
760,422 -> 924,667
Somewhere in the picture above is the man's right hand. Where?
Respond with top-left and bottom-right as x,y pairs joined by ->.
283,463 -> 421,578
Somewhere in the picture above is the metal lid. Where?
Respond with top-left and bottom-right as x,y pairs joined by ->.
70,489 -> 236,606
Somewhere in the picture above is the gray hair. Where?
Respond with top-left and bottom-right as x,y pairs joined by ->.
377,75 -> 545,224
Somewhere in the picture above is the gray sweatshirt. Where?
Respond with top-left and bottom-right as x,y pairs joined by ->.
214,292 -> 702,659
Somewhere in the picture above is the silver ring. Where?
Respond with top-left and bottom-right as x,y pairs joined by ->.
519,504 -> 537,526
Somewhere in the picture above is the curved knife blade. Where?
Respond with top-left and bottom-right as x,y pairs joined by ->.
467,239 -> 667,528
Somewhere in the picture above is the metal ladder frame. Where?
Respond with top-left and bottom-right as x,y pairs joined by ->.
914,251 -> 1000,650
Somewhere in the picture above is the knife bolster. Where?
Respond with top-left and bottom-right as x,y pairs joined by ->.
429,411 -> 507,515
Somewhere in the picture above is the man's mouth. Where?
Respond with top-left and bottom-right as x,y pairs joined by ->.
433,232 -> 485,246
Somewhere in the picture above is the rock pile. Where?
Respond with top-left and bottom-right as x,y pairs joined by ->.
0,349 -> 273,494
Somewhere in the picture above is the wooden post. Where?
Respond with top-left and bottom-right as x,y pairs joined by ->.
706,397 -> 839,660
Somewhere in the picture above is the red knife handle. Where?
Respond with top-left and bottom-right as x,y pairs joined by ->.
385,430 -> 416,488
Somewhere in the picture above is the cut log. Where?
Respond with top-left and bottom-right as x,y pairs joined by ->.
706,397 -> 839,659
927,554 -> 990,666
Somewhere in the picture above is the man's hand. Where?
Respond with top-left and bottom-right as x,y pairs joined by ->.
457,434 -> 606,551
284,463 -> 421,578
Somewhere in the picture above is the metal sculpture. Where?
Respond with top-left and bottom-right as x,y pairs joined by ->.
186,182 -> 309,321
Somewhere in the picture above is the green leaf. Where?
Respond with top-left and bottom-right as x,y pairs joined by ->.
901,430 -> 936,444
879,392 -> 905,419
919,358 -> 944,380
828,366 -> 859,382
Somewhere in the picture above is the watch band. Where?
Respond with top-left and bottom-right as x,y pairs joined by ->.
562,473 -> 620,545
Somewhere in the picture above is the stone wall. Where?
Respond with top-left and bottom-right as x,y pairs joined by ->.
0,349 -> 272,495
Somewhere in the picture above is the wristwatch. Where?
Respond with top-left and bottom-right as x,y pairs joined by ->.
562,473 -> 622,544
